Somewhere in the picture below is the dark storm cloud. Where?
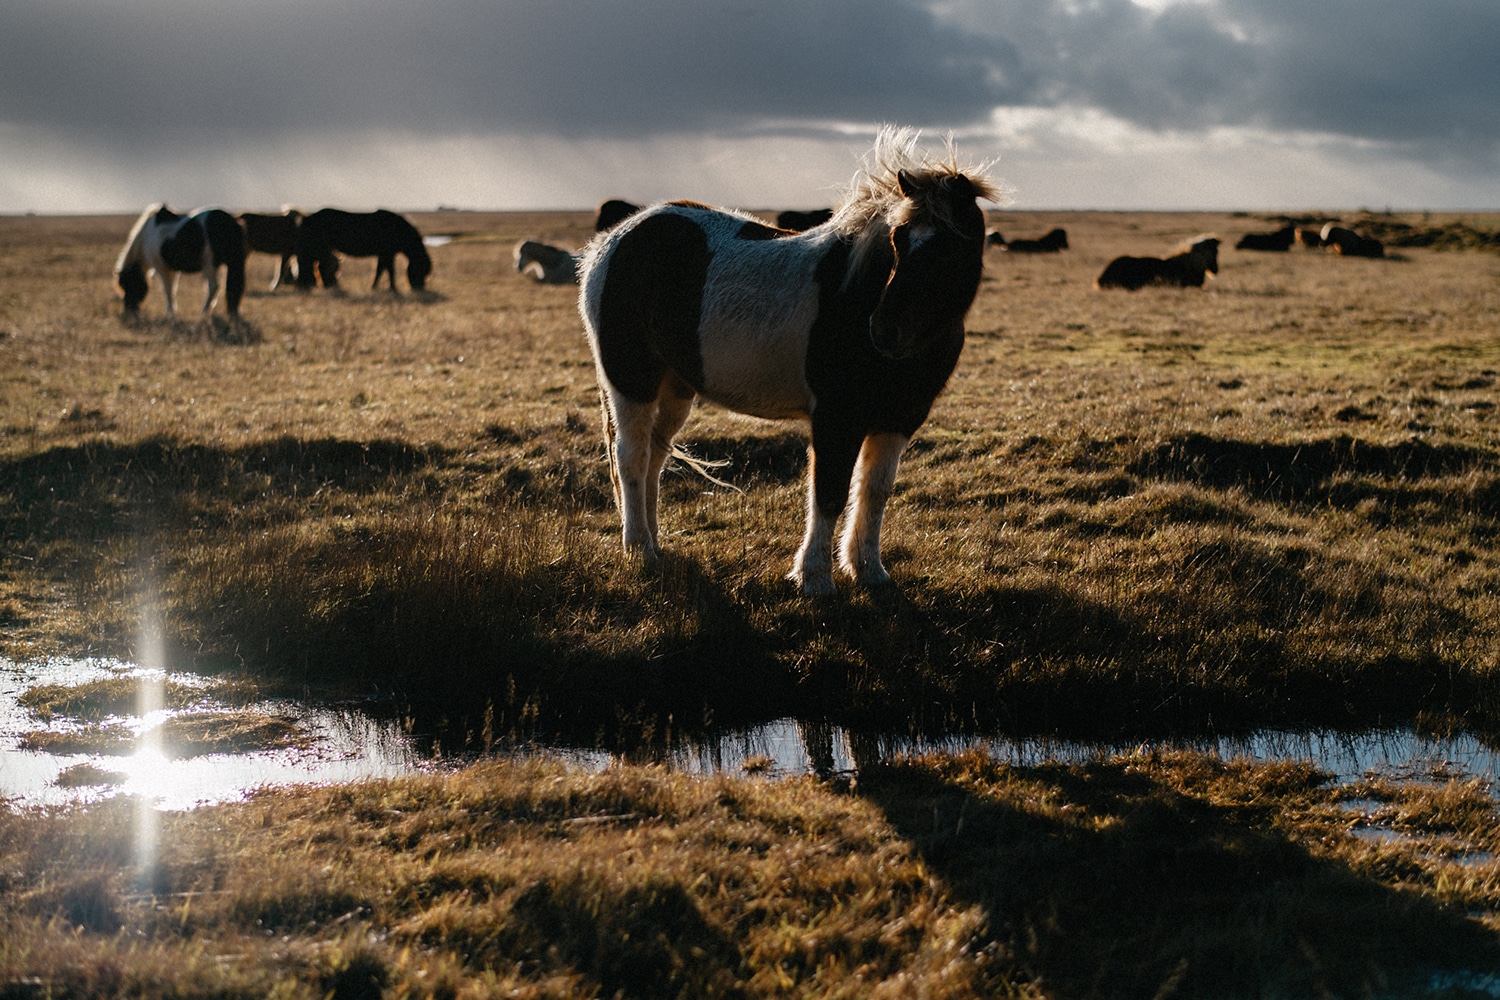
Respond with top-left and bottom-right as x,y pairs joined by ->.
0,0 -> 1019,144
2,0 -> 1497,168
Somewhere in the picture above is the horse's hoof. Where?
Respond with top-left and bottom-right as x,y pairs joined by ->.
790,570 -> 837,598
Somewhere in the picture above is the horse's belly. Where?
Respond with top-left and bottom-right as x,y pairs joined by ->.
697,323 -> 813,420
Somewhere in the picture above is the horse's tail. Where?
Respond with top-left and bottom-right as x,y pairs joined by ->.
202,209 -> 248,317
114,203 -> 161,311
668,445 -> 739,492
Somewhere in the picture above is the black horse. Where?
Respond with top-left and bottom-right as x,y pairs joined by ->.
1235,224 -> 1296,252
295,209 -> 432,292
775,208 -> 835,231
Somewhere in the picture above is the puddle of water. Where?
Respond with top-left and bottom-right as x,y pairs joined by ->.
422,234 -> 454,247
3,658 -> 1499,811
1,658 -> 429,811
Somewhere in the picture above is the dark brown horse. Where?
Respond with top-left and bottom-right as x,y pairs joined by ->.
578,129 -> 1001,595
1096,236 -> 1220,290
239,209 -> 302,289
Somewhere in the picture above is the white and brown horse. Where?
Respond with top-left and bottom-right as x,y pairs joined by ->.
1096,236 -> 1220,290
114,204 -> 247,319
578,129 -> 1001,595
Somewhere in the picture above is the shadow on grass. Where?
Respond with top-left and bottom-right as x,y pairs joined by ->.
1130,432 -> 1498,508
858,755 -> 1500,997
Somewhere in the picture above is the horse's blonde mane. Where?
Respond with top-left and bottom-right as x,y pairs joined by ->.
831,128 -> 1005,284
114,202 -> 166,274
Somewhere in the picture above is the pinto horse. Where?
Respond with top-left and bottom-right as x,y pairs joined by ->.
239,209 -> 302,289
578,129 -> 1001,595
1096,236 -> 1220,290
295,208 -> 432,292
514,239 -> 580,284
114,204 -> 247,319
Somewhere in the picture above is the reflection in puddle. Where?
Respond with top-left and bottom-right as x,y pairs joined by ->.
3,657 -> 1498,812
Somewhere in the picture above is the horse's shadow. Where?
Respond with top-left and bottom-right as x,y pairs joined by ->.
855,753 -> 1500,996
120,312 -> 261,345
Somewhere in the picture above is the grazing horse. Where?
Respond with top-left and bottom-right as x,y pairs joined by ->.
239,208 -> 302,289
114,203 -> 247,319
514,240 -> 580,284
1320,224 -> 1385,258
578,129 -> 1001,595
1096,236 -> 1220,290
775,208 -> 834,231
595,199 -> 641,232
295,208 -> 432,292
998,227 -> 1068,253
1235,224 -> 1295,251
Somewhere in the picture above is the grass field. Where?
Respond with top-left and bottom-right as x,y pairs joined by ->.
3,208 -> 1500,996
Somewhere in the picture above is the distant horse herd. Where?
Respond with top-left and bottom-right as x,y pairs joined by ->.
107,132 -> 1398,594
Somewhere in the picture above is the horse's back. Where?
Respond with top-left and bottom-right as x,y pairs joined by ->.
581,203 -> 826,417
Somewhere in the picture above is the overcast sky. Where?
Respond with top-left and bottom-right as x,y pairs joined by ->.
2,0 -> 1496,214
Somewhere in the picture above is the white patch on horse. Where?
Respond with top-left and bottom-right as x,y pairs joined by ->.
688,209 -> 831,419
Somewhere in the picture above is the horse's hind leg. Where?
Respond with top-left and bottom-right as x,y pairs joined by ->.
606,390 -> 665,560
644,377 -> 695,546
839,432 -> 907,587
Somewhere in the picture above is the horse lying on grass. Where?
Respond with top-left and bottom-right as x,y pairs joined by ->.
990,228 -> 1069,253
514,240 -> 580,284
578,128 -> 1001,596
1096,236 -> 1220,290
1235,224 -> 1295,251
1320,224 -> 1385,258
115,203 -> 247,320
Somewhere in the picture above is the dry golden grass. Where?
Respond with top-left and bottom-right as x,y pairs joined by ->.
4,207 -> 1500,993
0,752 -> 1497,997
2,209 -> 1499,745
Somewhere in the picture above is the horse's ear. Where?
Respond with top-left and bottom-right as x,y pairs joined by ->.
897,170 -> 919,198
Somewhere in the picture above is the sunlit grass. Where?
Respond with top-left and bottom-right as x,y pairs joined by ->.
3,209 -> 1500,996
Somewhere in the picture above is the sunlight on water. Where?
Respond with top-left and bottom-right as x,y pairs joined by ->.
2,657 -> 1497,812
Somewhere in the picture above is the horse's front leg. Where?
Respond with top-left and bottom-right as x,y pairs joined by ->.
839,432 -> 907,587
791,417 -> 862,596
